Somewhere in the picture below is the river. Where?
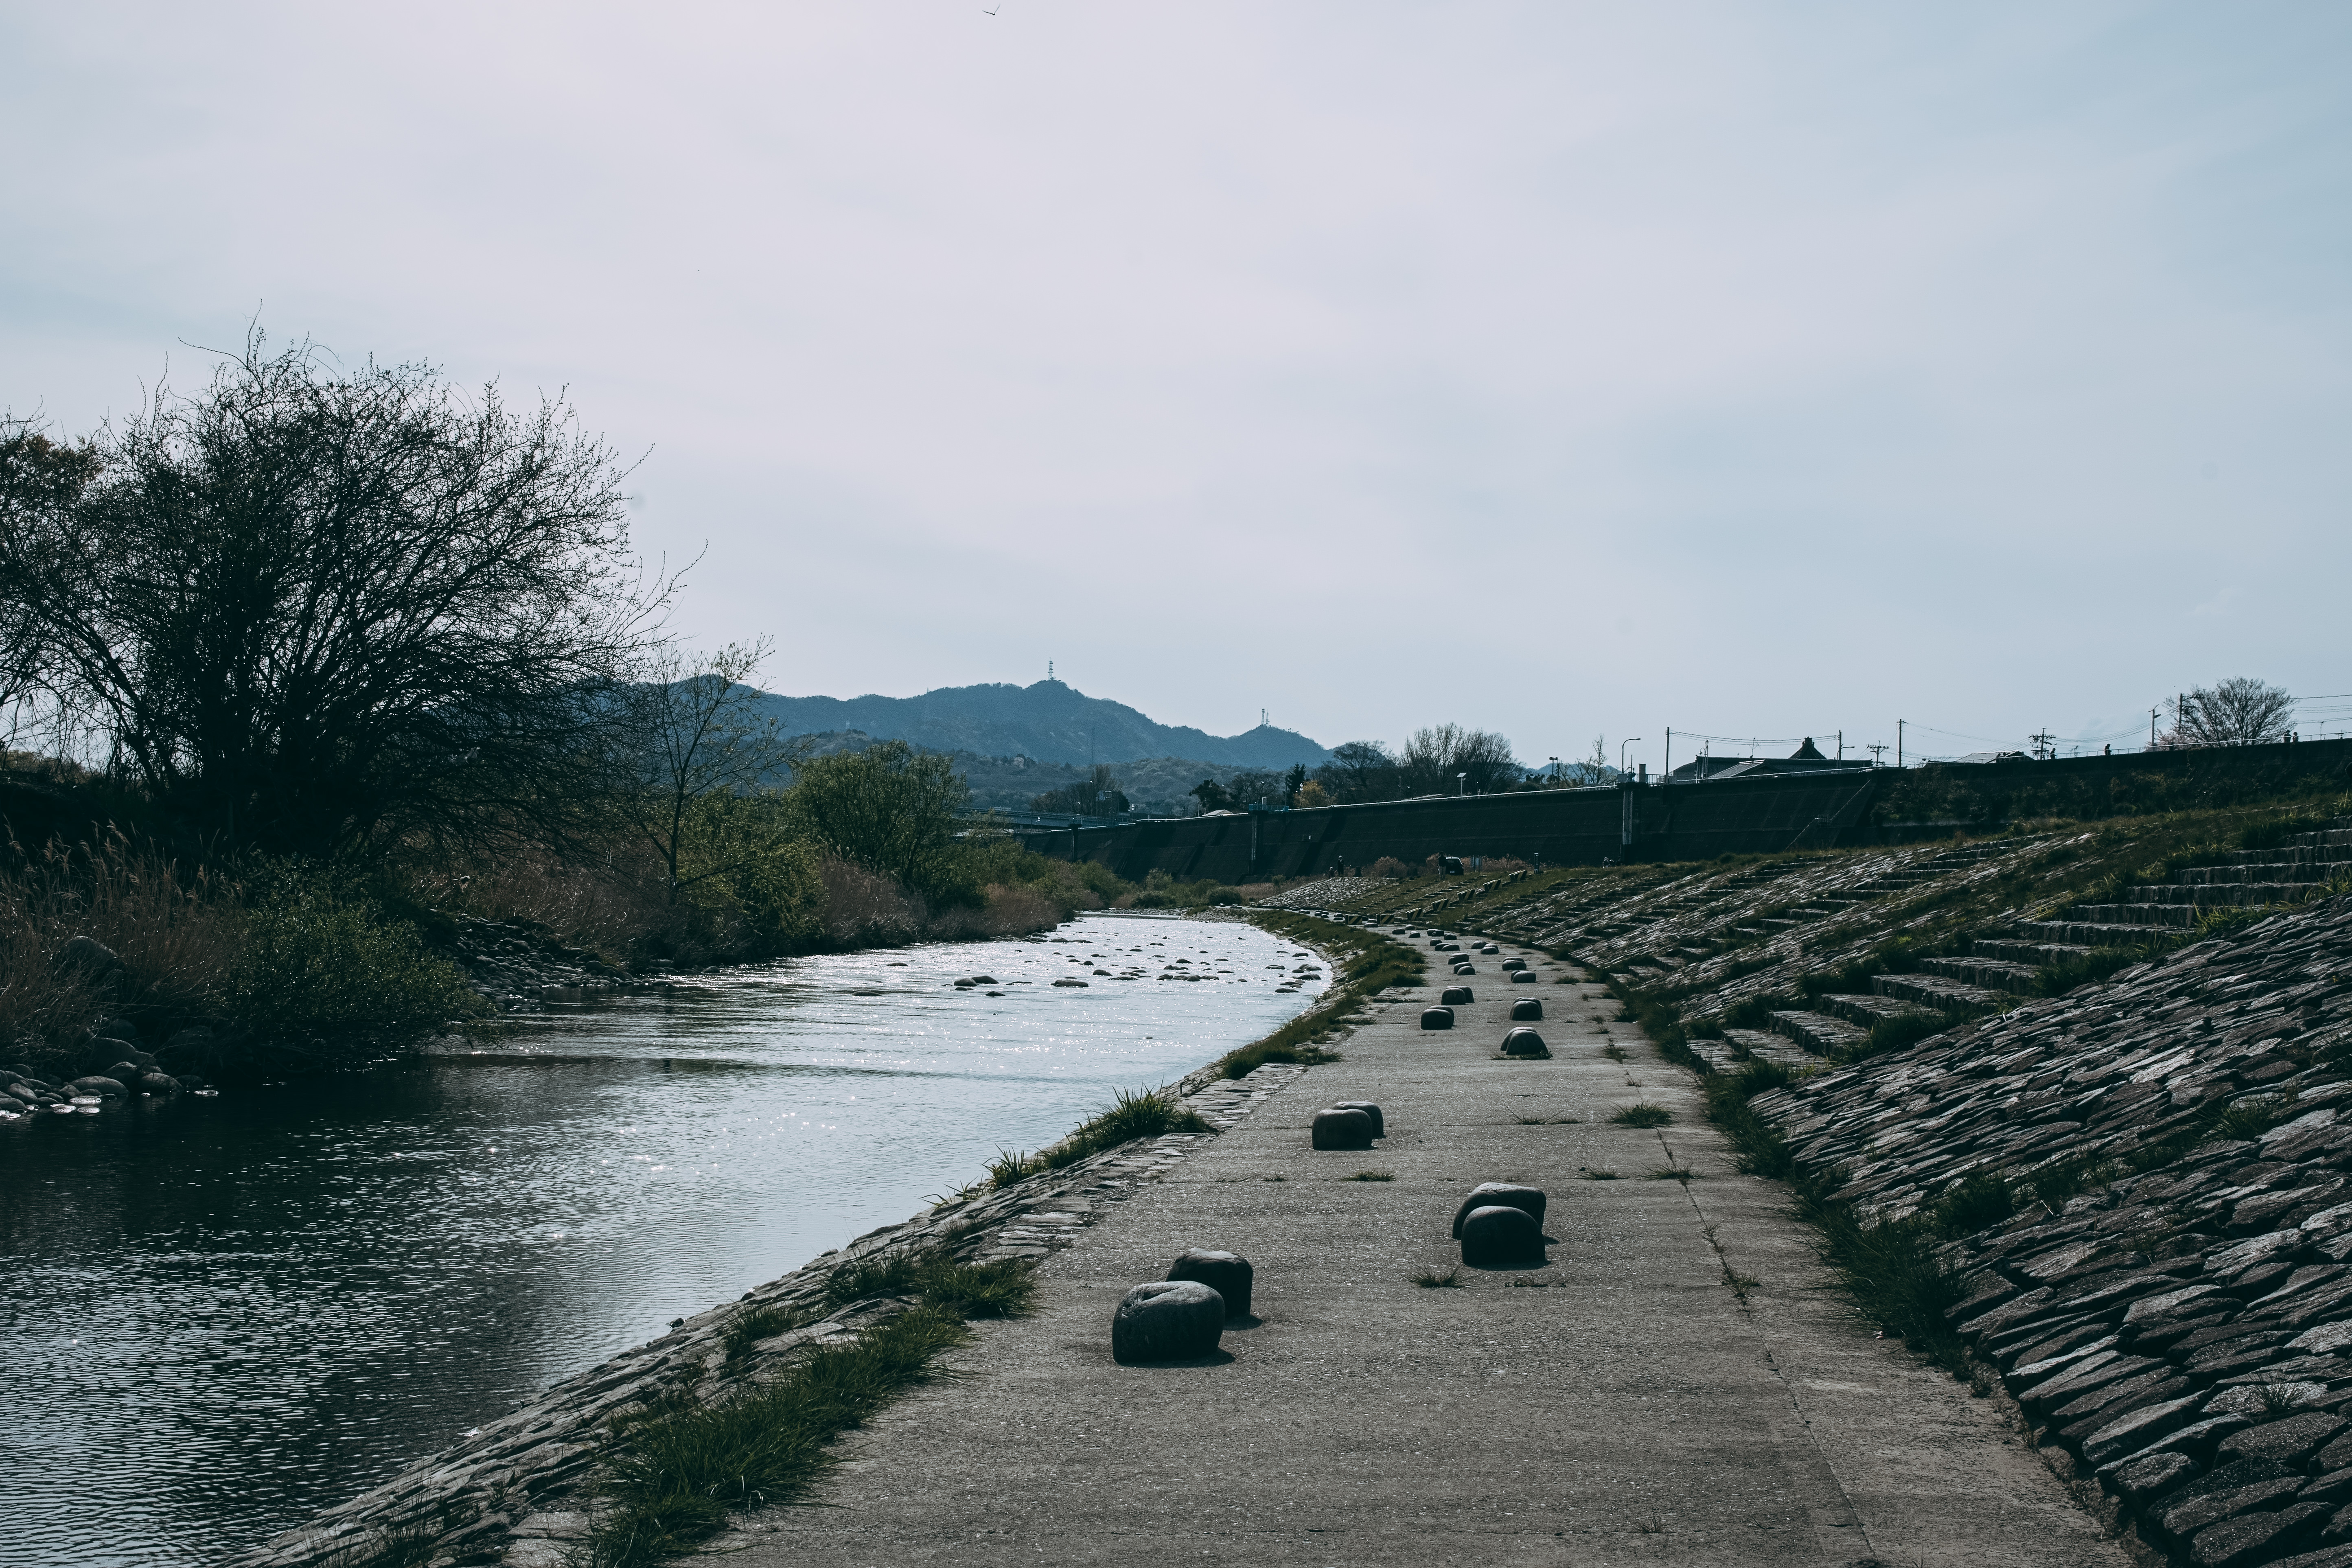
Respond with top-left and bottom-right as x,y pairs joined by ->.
0,913 -> 1325,1568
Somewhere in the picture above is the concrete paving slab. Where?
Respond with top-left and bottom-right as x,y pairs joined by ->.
725,937 -> 2126,1567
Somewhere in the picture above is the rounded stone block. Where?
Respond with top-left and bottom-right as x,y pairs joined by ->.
1509,997 -> 1543,1021
1112,1280 -> 1226,1363
1501,1027 -> 1549,1058
1510,969 -> 1538,984
1168,1248 -> 1253,1318
1451,1182 -> 1547,1237
1420,1006 -> 1455,1030
1331,1101 -> 1384,1138
1440,986 -> 1473,1006
1460,1204 -> 1545,1268
1311,1108 -> 1377,1150
1500,958 -> 1526,971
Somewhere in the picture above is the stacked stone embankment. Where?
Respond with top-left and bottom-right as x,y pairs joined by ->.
220,1059 -> 1308,1568
1750,882 -> 2352,1568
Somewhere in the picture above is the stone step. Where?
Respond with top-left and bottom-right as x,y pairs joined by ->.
2124,882 -> 2316,907
1920,956 -> 2043,995
1817,992 -> 1932,1029
1723,1028 -> 1817,1067
1691,1039 -> 1743,1073
2220,834 -> 2352,865
2184,860 -> 2352,885
1871,972 -> 2005,1013
2064,902 -> 2197,928
1769,1010 -> 1871,1054
1971,938 -> 2092,965
2014,919 -> 2174,948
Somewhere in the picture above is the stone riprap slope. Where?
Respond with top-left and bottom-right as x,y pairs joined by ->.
1321,815 -> 2351,1080
219,1061 -> 1307,1568
1248,874 -> 1384,911
1752,892 -> 2352,1568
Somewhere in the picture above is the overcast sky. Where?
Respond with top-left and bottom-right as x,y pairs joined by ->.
5,3 -> 2346,770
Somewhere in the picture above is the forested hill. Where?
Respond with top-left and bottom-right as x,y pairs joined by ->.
745,679 -> 1330,770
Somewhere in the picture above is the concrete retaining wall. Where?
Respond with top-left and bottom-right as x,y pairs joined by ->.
1027,770 -> 1883,881
1025,738 -> 2352,883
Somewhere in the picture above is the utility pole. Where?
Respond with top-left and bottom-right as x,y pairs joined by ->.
2151,706 -> 2159,748
1898,719 -> 1904,768
1665,728 -> 1672,779
1866,743 -> 1888,767
1837,729 -> 1843,760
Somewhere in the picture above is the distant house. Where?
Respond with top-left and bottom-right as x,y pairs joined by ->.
1668,736 -> 1872,782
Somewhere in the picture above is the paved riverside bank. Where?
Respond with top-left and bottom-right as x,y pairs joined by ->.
724,937 -> 2124,1567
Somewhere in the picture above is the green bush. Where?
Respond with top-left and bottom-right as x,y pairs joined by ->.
229,883 -> 483,1036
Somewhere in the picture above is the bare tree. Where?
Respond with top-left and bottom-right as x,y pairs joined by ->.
622,639 -> 803,903
1399,724 -> 1519,795
1031,764 -> 1128,817
2172,678 -> 2296,747
1549,733 -> 1615,787
0,337 -> 672,857
1314,740 -> 1400,803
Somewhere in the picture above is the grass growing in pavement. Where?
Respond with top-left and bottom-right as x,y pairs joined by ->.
1700,1061 -> 1969,1372
721,1303 -> 807,1363
984,1086 -> 1209,1188
1343,1171 -> 1394,1182
1583,1168 -> 1619,1180
821,1251 -> 1038,1318
1411,1267 -> 1463,1288
584,1253 -> 1037,1568
1610,1104 -> 1672,1128
584,1307 -> 975,1568
319,1516 -> 475,1568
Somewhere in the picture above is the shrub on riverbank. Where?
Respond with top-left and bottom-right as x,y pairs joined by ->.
0,837 -> 482,1076
228,876 -> 485,1040
984,1086 -> 1210,1186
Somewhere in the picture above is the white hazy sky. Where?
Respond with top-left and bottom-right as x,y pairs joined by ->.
5,3 -> 2347,770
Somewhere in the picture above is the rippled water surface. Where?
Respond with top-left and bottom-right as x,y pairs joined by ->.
0,914 -> 1323,1567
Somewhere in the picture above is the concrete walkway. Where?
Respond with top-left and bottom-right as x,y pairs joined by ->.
728,937 -> 2126,1566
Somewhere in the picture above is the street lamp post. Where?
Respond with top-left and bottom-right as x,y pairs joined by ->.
1621,738 -> 1642,778
1456,772 -> 1467,797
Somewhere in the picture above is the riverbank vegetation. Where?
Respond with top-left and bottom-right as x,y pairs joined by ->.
0,340 -> 1204,1080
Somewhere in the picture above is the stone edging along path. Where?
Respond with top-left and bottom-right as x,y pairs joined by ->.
219,935 -> 1350,1568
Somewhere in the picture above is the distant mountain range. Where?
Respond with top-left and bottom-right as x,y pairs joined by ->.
747,680 -> 1330,770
